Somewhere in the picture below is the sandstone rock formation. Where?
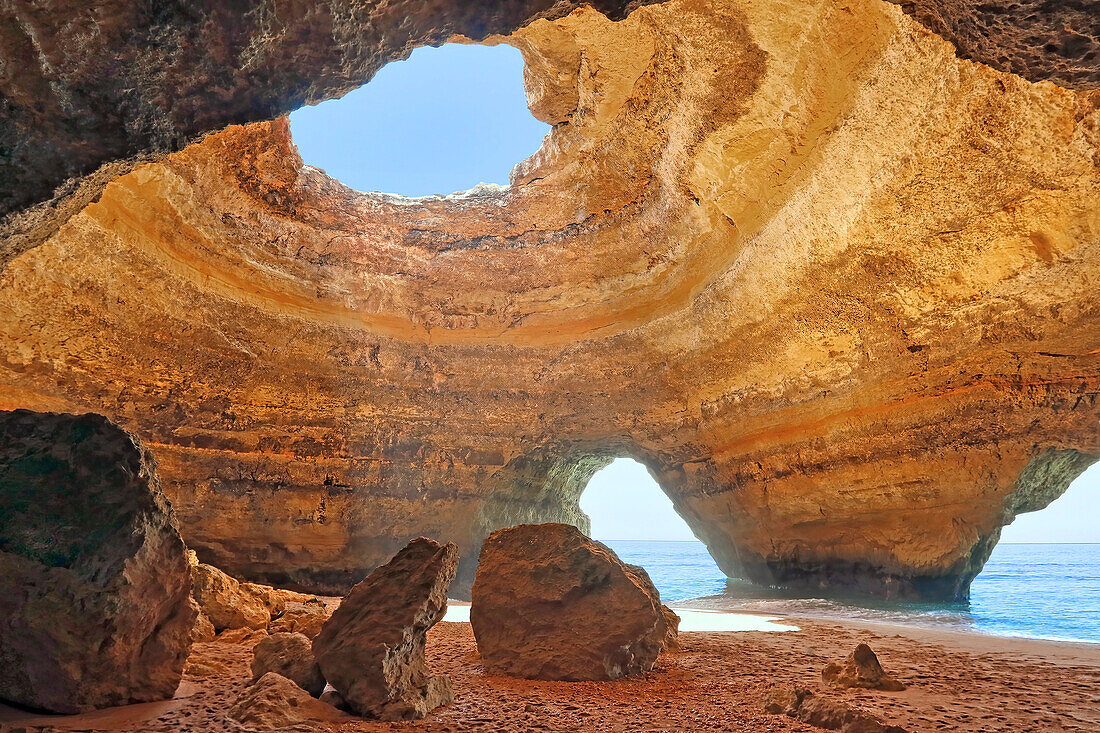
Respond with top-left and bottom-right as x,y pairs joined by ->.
627,563 -> 682,652
0,410 -> 195,713
471,523 -> 670,680
313,537 -> 458,720
823,644 -> 906,691
268,601 -> 332,639
0,0 -> 1097,602
192,561 -> 271,631
764,687 -> 908,732
251,633 -> 326,698
228,672 -> 348,731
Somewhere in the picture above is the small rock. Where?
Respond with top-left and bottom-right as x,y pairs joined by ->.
251,633 -> 325,697
268,601 -> 331,639
227,672 -> 347,731
190,605 -> 217,643
822,644 -> 906,691
471,523 -> 670,681
763,686 -> 908,732
217,627 -> 269,646
313,537 -> 458,720
191,562 -> 271,631
184,657 -> 229,679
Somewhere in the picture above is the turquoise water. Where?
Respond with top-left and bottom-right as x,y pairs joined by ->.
604,540 -> 1100,644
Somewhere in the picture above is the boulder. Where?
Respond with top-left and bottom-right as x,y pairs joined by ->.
822,644 -> 906,691
191,561 -> 270,631
625,563 -> 680,652
251,633 -> 325,698
0,410 -> 196,713
269,601 -> 331,639
228,672 -> 347,731
471,523 -> 670,680
313,537 -> 458,720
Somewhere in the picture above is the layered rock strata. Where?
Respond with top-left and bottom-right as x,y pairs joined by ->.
0,410 -> 195,713
0,0 -> 1097,601
313,537 -> 458,720
471,523 -> 672,680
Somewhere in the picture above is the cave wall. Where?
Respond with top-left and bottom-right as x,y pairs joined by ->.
0,0 -> 1098,599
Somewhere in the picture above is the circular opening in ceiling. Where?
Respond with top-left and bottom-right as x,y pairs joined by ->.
288,43 -> 550,198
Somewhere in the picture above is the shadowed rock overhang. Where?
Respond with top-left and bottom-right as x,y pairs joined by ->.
0,0 -> 1098,599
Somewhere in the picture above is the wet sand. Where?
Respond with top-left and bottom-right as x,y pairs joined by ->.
2,611 -> 1097,732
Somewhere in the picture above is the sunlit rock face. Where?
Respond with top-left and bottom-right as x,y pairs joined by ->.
1,0 -> 1098,599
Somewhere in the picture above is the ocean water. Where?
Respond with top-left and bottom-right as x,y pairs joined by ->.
604,540 -> 1100,644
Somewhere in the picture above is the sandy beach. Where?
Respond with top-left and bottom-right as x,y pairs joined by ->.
2,604 -> 1096,733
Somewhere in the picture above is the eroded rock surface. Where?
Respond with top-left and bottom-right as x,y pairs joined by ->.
228,672 -> 348,731
313,537 -> 458,720
471,523 -> 670,680
192,561 -> 271,631
268,601 -> 332,639
823,644 -> 907,691
251,633 -> 326,698
765,687 -> 909,732
0,0 -> 1097,602
0,410 -> 195,713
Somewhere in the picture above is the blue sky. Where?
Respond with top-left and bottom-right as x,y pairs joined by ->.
290,43 -> 1098,546
289,44 -> 549,196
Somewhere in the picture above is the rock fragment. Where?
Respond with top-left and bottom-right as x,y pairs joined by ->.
764,687 -> 908,732
251,632 -> 326,698
228,672 -> 347,730
191,561 -> 271,631
268,600 -> 332,639
822,644 -> 906,691
471,523 -> 671,680
0,410 -> 195,713
313,537 -> 458,720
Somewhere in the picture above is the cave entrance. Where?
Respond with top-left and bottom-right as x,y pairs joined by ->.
969,461 -> 1100,641
287,43 -> 549,196
578,457 -> 727,602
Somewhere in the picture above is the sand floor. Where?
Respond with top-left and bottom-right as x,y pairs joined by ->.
1,611 -> 1097,732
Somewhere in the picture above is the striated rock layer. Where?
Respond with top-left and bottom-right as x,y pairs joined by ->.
0,0 -> 1097,601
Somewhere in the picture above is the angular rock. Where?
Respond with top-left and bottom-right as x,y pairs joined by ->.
764,687 -> 908,733
191,608 -> 217,643
269,601 -> 332,639
251,633 -> 325,698
471,523 -> 669,680
313,537 -> 458,720
0,410 -> 195,713
822,644 -> 906,691
228,672 -> 347,731
191,561 -> 271,631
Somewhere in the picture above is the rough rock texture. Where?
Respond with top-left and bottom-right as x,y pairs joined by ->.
228,672 -> 348,731
0,0 -> 1098,602
823,644 -> 907,691
889,1 -> 1100,89
0,0 -> 653,269
268,601 -> 332,640
0,410 -> 195,713
625,563 -> 681,652
191,608 -> 217,644
191,562 -> 271,632
251,633 -> 325,698
471,523 -> 670,680
765,687 -> 909,732
313,537 -> 458,720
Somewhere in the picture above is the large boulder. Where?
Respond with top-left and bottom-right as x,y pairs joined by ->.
0,410 -> 196,713
470,523 -> 671,680
822,644 -> 906,692
251,633 -> 325,698
312,537 -> 458,720
191,560 -> 271,631
228,672 -> 347,731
